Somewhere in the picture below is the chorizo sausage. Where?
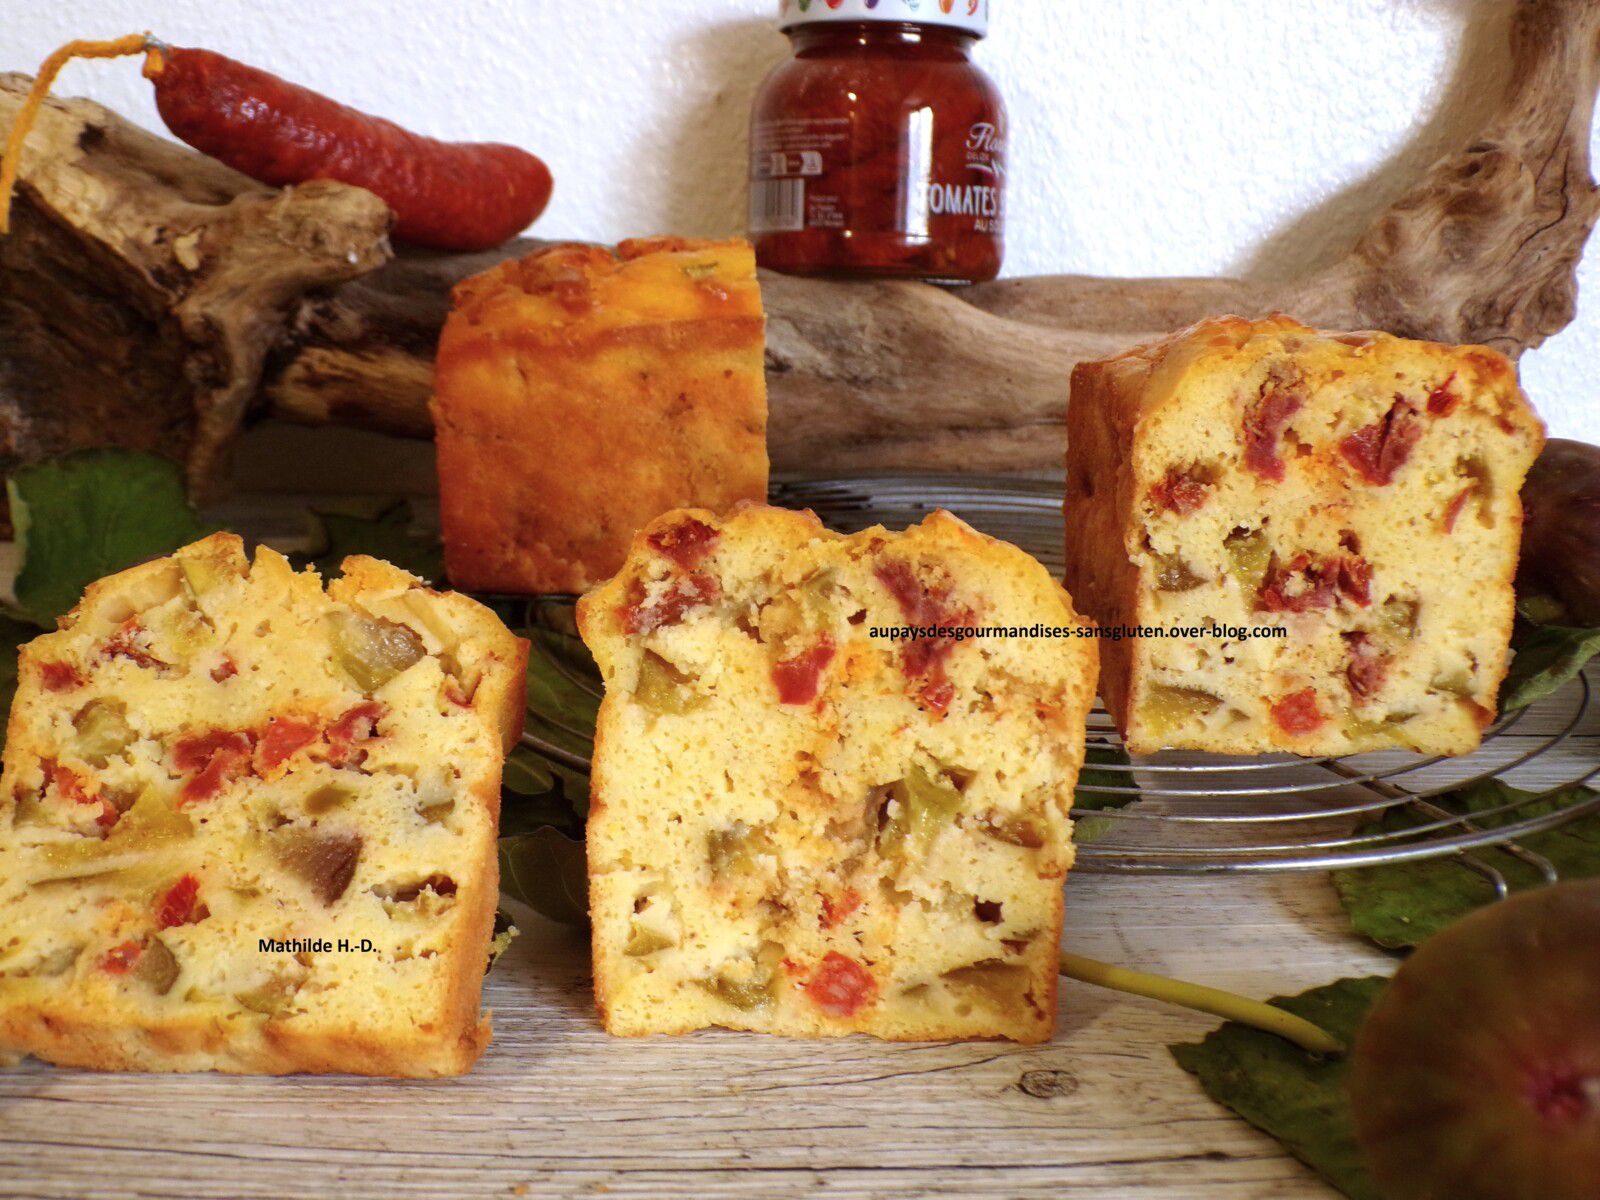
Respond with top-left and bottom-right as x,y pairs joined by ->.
0,34 -> 553,251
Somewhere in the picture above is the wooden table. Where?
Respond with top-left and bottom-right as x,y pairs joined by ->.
1,519 -> 1593,1197
3,873 -> 1390,1199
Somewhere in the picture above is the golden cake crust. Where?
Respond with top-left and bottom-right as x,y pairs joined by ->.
1065,314 -> 1544,756
581,505 -> 1095,1043
432,236 -> 769,595
0,533 -> 526,1077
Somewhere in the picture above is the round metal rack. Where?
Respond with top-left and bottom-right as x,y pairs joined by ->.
521,475 -> 1600,880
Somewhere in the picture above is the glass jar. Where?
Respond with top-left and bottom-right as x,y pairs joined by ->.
749,0 -> 1006,285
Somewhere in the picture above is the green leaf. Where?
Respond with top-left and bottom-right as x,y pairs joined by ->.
293,499 -> 444,585
473,595 -> 526,628
8,449 -> 210,627
519,599 -> 601,777
1500,622 -> 1600,712
1071,743 -> 1137,844
500,757 -> 589,842
1171,977 -> 1387,1200
495,739 -> 589,921
1515,593 -> 1566,626
499,825 -> 589,927
1333,779 -> 1600,949
502,743 -> 557,796
493,597 -> 595,921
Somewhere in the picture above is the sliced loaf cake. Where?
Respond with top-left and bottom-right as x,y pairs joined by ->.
581,505 -> 1096,1042
1064,315 -> 1544,755
0,534 -> 526,1075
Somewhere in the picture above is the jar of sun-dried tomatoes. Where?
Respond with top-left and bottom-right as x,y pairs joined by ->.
749,0 -> 1006,285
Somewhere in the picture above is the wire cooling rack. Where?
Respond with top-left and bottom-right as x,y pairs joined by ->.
520,475 -> 1600,879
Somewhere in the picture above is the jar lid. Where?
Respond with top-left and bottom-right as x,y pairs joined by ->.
778,0 -> 989,37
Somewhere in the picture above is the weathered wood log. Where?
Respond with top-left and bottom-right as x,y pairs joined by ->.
268,254 -> 1129,471
0,79 -> 391,498
1,0 -> 1596,496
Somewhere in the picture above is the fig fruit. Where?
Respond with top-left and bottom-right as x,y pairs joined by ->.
1350,881 -> 1600,1200
1517,439 -> 1600,627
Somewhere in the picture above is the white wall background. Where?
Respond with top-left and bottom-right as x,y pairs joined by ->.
10,0 -> 1599,441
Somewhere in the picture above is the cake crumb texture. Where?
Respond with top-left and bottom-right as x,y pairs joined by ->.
581,505 -> 1097,1042
0,533 -> 527,1076
1063,314 -> 1544,756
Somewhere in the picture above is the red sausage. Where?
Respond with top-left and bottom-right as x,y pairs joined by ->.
146,47 -> 552,251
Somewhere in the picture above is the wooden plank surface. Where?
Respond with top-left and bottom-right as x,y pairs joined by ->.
1,517 -> 1595,1199
1,873 -> 1380,1200
4,712 -> 1593,1198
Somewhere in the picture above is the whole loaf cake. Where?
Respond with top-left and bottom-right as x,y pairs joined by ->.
580,504 -> 1096,1042
431,236 -> 770,595
1063,314 -> 1544,756
0,534 -> 526,1075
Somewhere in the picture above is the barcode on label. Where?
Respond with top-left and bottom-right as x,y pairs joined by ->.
749,179 -> 805,233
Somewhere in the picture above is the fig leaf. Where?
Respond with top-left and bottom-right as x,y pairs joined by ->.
1333,780 -> 1600,949
293,498 -> 444,585
1070,743 -> 1138,844
501,744 -> 557,797
8,449 -> 211,627
1501,622 -> 1600,712
520,608 -> 601,772
498,825 -> 588,928
497,604 -> 592,925
1171,977 -> 1387,1200
499,748 -> 588,844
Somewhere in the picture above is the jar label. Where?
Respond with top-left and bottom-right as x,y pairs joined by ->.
914,119 -> 1005,234
750,114 -> 1005,238
749,117 -> 852,233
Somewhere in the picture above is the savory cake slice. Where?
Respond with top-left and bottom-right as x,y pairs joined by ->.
1063,314 -> 1545,756
580,505 -> 1097,1042
0,533 -> 527,1076
432,235 -> 769,595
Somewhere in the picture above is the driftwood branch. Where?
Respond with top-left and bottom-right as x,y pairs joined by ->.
0,78 -> 392,498
262,0 -> 1600,470
964,0 -> 1600,354
0,0 -> 1596,496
